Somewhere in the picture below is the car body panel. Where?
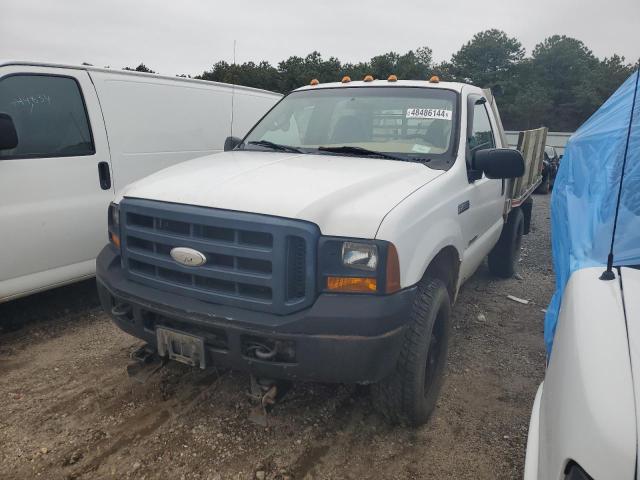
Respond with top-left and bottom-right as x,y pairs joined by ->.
534,267 -> 636,480
621,267 -> 640,476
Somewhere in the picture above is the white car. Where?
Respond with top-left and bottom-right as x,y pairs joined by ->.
96,77 -> 537,425
0,61 -> 280,302
524,267 -> 639,480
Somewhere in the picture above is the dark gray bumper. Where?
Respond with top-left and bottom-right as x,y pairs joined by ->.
96,245 -> 417,383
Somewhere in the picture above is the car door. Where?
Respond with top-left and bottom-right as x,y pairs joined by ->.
459,96 -> 504,281
0,65 -> 113,301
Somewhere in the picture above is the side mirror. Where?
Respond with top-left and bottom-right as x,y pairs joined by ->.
473,148 -> 525,179
224,136 -> 242,152
0,113 -> 18,150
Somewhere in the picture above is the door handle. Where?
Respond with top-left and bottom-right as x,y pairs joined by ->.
98,161 -> 111,190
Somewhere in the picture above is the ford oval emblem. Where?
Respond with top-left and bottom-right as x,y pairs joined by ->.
170,247 -> 207,267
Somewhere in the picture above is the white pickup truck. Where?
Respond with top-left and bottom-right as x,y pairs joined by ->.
96,76 -> 533,425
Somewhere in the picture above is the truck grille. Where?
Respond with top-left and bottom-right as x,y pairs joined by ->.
119,199 -> 319,315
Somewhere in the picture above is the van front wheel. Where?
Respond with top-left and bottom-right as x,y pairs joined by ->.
372,277 -> 451,426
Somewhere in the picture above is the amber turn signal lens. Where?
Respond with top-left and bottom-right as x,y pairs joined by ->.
327,276 -> 377,293
386,243 -> 401,293
110,232 -> 121,249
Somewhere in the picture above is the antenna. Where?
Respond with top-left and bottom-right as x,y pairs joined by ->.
600,66 -> 640,281
230,39 -> 237,138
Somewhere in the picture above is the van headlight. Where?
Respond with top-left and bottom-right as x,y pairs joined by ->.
319,238 -> 400,294
108,202 -> 120,249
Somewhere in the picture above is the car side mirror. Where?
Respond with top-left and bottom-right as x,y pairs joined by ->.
473,148 -> 525,179
0,113 -> 18,150
224,136 -> 242,152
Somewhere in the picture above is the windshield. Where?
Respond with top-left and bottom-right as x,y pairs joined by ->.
243,87 -> 458,165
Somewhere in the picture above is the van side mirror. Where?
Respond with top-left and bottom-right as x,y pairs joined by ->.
0,113 -> 18,150
224,136 -> 242,151
473,148 -> 525,179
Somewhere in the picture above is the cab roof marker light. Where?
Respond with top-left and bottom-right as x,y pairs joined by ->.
310,79 -> 320,86
387,74 -> 398,82
363,75 -> 374,82
429,75 -> 440,83
342,76 -> 351,83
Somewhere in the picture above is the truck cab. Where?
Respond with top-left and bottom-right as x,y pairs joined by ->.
96,77 -> 527,425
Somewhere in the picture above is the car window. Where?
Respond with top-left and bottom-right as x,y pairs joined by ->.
0,74 -> 95,159
245,87 -> 457,159
469,103 -> 495,153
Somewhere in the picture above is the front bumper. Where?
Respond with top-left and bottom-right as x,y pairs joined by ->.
96,246 -> 417,383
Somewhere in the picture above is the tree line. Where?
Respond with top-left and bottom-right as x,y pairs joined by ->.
127,30 -> 638,132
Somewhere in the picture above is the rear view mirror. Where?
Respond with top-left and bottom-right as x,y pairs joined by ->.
224,136 -> 242,151
0,113 -> 18,150
473,148 -> 524,179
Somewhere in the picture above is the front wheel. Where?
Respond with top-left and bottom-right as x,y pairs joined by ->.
372,277 -> 451,426
488,207 -> 524,278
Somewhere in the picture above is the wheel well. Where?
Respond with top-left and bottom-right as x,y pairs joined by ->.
423,247 -> 460,302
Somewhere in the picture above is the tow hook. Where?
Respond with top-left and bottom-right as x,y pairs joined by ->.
126,344 -> 166,384
111,303 -> 132,317
247,375 -> 291,427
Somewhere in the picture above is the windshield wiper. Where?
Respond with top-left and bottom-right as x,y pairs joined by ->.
247,140 -> 303,153
318,145 -> 408,162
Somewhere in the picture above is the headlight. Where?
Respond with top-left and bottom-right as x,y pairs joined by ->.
342,242 -> 378,271
108,202 -> 120,248
318,238 -> 400,294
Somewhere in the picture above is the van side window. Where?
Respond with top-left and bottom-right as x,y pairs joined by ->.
469,103 -> 495,153
0,75 -> 95,159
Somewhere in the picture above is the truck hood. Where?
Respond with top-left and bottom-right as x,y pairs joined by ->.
117,150 -> 445,237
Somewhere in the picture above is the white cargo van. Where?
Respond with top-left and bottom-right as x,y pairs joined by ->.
0,61 -> 281,302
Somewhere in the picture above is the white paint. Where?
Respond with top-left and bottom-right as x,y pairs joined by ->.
0,61 -> 280,302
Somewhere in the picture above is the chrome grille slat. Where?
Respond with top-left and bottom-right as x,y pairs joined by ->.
119,199 -> 319,315
124,225 -> 273,260
126,249 -> 273,286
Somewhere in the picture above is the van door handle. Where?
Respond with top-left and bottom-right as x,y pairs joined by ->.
98,161 -> 111,190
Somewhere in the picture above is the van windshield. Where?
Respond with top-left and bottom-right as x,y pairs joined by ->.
243,87 -> 458,165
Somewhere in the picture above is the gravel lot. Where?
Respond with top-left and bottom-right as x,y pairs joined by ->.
0,194 -> 552,480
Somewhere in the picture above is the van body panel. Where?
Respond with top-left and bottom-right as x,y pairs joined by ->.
0,65 -> 114,300
0,63 -> 280,301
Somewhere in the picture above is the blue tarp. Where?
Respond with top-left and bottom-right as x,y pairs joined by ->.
545,70 -> 640,354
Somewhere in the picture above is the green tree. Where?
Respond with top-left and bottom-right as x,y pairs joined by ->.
368,47 -> 433,80
450,29 -> 524,87
529,35 -> 600,130
123,63 -> 156,73
277,52 -> 342,91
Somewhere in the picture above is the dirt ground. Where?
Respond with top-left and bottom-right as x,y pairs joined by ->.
0,194 -> 552,480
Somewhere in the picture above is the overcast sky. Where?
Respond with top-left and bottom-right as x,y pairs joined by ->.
2,0 -> 638,77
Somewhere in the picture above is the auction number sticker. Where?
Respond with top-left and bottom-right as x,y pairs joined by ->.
406,108 -> 452,120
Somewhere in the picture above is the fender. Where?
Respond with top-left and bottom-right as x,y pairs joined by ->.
375,172 -> 466,290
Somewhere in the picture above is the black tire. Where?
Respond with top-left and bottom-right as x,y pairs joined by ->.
488,207 -> 524,278
535,174 -> 550,194
372,277 -> 451,426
